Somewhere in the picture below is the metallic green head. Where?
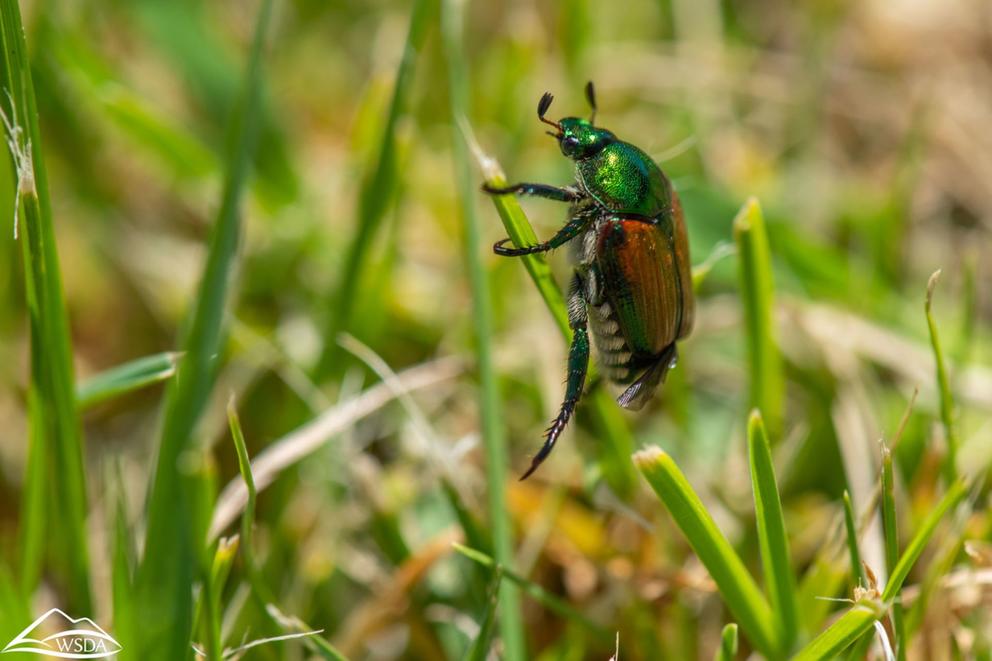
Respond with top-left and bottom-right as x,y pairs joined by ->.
537,82 -> 616,160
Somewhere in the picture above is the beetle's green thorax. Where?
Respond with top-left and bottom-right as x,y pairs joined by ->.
576,141 -> 673,218
555,117 -> 616,159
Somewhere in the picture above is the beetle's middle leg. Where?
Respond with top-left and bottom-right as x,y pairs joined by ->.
521,273 -> 590,480
493,213 -> 590,256
482,182 -> 583,202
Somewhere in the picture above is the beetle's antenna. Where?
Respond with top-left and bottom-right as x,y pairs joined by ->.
537,92 -> 560,134
585,81 -> 597,124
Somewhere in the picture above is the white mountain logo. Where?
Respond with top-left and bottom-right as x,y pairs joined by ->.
2,608 -> 122,659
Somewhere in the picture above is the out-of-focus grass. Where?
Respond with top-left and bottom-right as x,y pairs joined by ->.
0,0 -> 991,659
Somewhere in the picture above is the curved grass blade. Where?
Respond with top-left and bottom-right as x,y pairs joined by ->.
442,2 -> 525,657
633,447 -> 777,657
0,0 -> 92,612
748,410 -> 798,654
133,1 -> 272,658
733,197 -> 784,436
316,0 -> 433,377
76,351 -> 180,410
792,602 -> 885,661
925,270 -> 957,483
462,566 -> 502,661
842,490 -> 866,587
880,446 -> 906,661
452,543 -> 610,639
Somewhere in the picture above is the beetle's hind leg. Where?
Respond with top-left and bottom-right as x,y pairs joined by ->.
616,344 -> 678,411
521,273 -> 590,480
482,182 -> 582,202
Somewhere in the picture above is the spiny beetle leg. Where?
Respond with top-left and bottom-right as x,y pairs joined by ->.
493,212 -> 590,256
482,182 -> 583,202
521,274 -> 590,480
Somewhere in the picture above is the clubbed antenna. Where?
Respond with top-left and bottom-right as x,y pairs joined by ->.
585,80 -> 597,124
537,92 -> 560,135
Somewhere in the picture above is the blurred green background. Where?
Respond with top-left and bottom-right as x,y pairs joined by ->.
0,0 -> 990,659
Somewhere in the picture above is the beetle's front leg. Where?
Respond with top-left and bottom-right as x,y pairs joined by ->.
482,182 -> 583,202
493,213 -> 590,256
521,273 -> 589,480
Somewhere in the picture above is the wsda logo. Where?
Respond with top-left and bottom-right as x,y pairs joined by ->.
2,608 -> 122,659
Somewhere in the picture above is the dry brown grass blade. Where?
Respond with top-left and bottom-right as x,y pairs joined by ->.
209,357 -> 462,538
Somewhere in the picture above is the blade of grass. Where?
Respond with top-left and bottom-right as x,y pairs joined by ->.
0,0 -> 92,612
76,351 -> 180,410
882,479 -> 968,602
880,445 -> 906,661
442,3 -> 525,658
714,623 -> 738,661
792,602 -> 885,661
134,1 -> 271,658
315,0 -> 433,377
462,566 -> 502,661
633,446 -> 778,657
733,197 -> 784,436
842,490 -> 866,587
747,410 -> 799,654
925,270 -> 957,483
452,543 -> 609,638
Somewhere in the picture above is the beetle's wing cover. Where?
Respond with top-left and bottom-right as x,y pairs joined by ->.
671,192 -> 694,339
595,218 -> 685,358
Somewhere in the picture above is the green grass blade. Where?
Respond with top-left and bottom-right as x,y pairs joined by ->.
134,1 -> 272,658
791,602 -> 885,661
733,197 -> 784,436
714,623 -> 739,661
882,479 -> 968,602
925,270 -> 957,483
842,490 -> 866,587
76,351 -> 180,410
880,445 -> 906,661
462,566 -> 502,661
747,410 -> 799,653
315,0 -> 433,377
469,154 -> 569,335
442,2 -> 525,657
452,543 -> 610,638
0,0 -> 92,612
633,446 -> 778,658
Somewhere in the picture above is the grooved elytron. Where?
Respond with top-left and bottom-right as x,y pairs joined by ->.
484,82 -> 694,479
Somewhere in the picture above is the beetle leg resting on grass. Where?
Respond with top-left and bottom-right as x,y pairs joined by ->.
482,181 -> 583,202
492,213 -> 590,256
521,273 -> 589,480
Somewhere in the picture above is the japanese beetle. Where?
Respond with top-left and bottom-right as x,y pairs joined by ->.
484,82 -> 694,479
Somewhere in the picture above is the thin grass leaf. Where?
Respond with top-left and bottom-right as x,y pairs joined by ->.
882,479 -> 968,602
714,623 -> 738,661
315,0 -> 433,377
134,1 -> 272,658
0,0 -> 92,612
462,566 -> 502,661
925,270 -> 957,483
792,602 -> 885,661
452,543 -> 610,638
76,351 -> 180,410
633,447 -> 778,657
880,446 -> 906,661
733,197 -> 784,435
747,410 -> 799,654
842,490 -> 866,587
443,3 -> 525,657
